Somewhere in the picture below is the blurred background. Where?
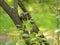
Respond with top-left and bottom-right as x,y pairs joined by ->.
0,0 -> 60,45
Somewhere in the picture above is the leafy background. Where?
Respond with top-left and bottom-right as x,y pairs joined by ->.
0,0 -> 60,45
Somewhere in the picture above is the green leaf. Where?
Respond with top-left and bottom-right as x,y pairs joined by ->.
30,33 -> 36,39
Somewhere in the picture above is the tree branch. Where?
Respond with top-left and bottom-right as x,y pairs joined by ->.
18,0 -> 27,12
14,0 -> 18,12
18,0 -> 31,20
0,0 -> 22,29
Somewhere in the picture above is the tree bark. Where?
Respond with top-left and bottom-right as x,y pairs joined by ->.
18,0 -> 27,12
18,0 -> 31,20
0,0 -> 22,29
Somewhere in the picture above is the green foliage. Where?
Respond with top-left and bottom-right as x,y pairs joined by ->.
0,0 -> 60,45
19,40 -> 27,45
5,0 -> 14,8
5,40 -> 16,45
0,13 -> 17,33
0,40 -> 5,45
